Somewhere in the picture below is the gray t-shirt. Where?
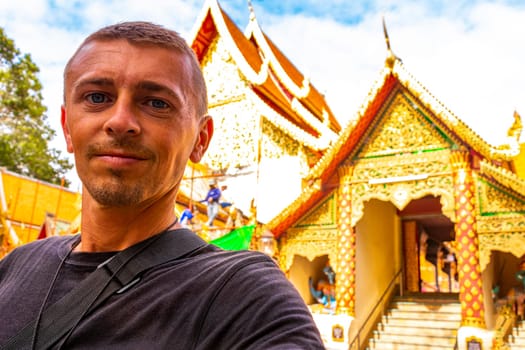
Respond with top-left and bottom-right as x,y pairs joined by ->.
0,231 -> 323,349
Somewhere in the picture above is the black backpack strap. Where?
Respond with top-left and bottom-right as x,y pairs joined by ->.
2,228 -> 207,350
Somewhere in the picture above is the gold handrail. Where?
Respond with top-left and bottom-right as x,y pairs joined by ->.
493,304 -> 516,349
348,267 -> 403,350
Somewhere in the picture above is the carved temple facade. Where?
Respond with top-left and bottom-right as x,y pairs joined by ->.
190,1 -> 525,349
264,52 -> 525,349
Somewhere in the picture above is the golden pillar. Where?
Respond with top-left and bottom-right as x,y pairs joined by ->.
451,151 -> 485,328
336,165 -> 356,316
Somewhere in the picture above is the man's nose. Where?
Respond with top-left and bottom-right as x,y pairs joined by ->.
103,97 -> 141,136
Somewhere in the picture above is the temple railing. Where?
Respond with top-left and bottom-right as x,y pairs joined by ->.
348,267 -> 403,350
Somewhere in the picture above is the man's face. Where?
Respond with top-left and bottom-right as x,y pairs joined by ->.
61,39 -> 212,207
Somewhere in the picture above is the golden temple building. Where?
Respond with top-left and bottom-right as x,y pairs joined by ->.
192,1 -> 525,349
190,0 -> 341,223
263,29 -> 525,350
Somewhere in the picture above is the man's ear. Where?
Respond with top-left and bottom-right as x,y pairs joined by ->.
61,105 -> 74,153
190,115 -> 214,163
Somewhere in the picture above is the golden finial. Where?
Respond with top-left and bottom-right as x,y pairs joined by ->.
507,110 -> 522,140
382,17 -> 400,69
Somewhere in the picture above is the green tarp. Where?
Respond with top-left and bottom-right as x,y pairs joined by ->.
210,225 -> 255,250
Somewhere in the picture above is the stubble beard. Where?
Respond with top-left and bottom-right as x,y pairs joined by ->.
82,140 -> 154,207
85,169 -> 145,207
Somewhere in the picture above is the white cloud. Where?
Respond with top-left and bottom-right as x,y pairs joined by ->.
77,0 -> 200,32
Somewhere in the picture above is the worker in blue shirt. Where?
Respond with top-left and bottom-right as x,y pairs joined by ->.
202,180 -> 221,226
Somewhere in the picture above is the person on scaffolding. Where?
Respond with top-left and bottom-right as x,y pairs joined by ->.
202,180 -> 221,226
179,206 -> 195,228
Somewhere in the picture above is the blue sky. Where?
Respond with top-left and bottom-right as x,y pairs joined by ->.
0,0 -> 524,187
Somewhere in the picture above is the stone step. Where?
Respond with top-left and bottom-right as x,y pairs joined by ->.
387,308 -> 462,321
378,323 -> 459,337
381,314 -> 460,328
509,323 -> 525,349
393,293 -> 459,301
367,338 -> 454,350
368,296 -> 460,350
390,301 -> 461,313
510,333 -> 525,340
372,330 -> 455,346
508,335 -> 525,350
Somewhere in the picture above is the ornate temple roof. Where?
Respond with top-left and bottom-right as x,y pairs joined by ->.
189,0 -> 340,149
265,50 -> 523,237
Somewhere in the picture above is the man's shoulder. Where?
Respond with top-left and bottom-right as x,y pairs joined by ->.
2,235 -> 77,263
190,245 -> 283,281
0,236 -> 77,282
200,244 -> 273,265
19,234 -> 77,250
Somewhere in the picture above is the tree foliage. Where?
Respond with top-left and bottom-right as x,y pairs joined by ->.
0,27 -> 72,186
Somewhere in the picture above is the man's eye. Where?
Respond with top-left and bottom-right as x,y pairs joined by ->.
149,99 -> 169,109
86,93 -> 107,104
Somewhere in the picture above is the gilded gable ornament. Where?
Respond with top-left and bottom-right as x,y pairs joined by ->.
294,194 -> 337,228
477,178 -> 525,215
357,93 -> 451,159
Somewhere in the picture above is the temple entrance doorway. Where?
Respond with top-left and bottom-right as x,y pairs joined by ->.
400,195 -> 458,294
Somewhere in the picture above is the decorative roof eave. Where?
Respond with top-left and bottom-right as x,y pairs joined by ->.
253,94 -> 334,151
290,97 -> 338,140
390,60 -> 519,161
264,179 -> 326,237
254,70 -> 332,137
244,10 -> 341,133
245,17 -> 310,99
305,68 -> 397,182
190,0 -> 270,85
479,159 -> 525,196
303,56 -> 520,184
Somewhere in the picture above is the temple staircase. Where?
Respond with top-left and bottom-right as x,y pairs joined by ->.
367,294 -> 460,350
509,319 -> 525,349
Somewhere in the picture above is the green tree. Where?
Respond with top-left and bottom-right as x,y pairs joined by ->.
0,27 -> 72,186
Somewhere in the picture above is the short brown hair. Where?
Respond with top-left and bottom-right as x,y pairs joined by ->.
64,21 -> 208,117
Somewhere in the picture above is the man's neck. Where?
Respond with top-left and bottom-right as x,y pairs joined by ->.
76,195 -> 180,252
